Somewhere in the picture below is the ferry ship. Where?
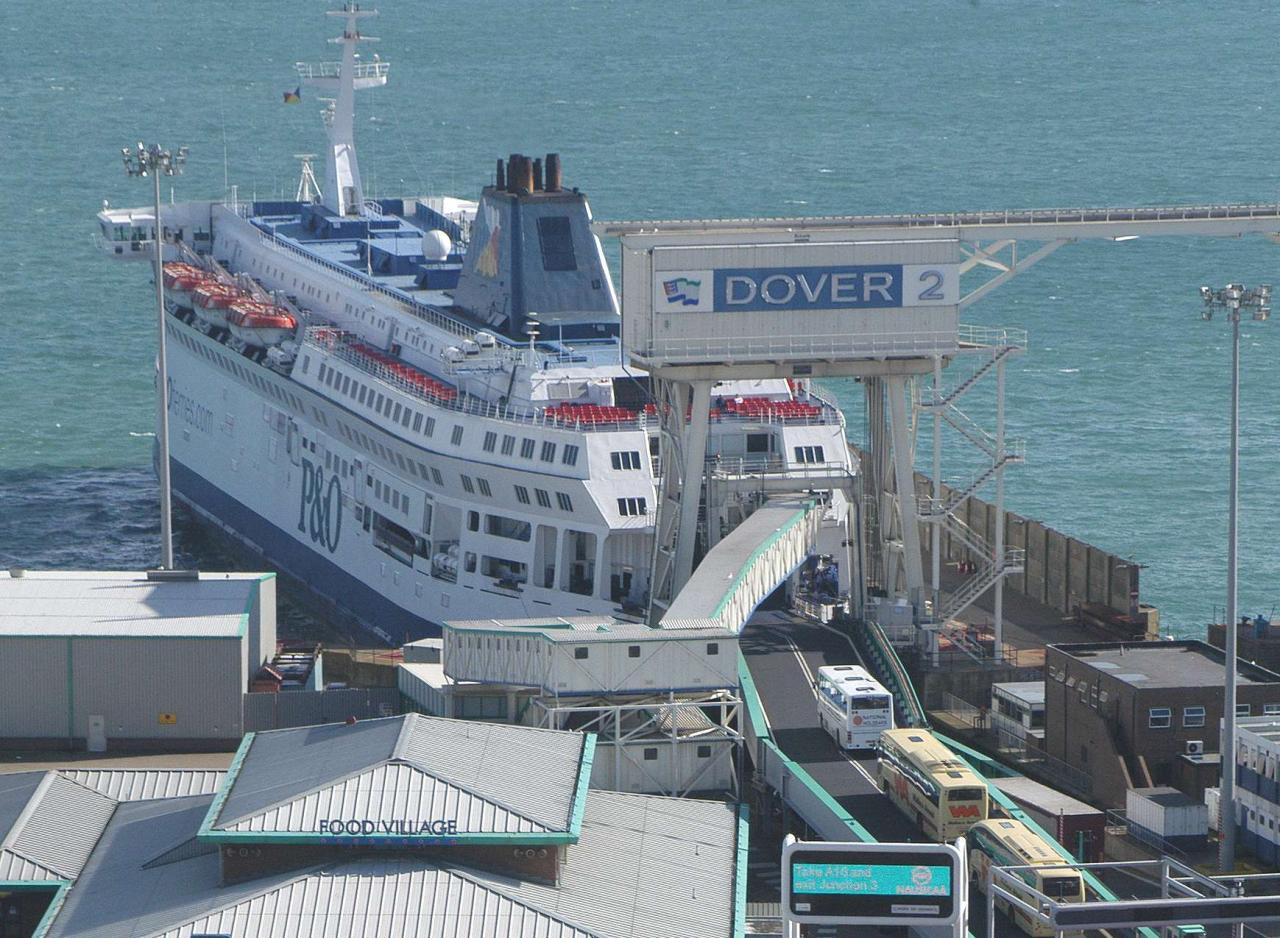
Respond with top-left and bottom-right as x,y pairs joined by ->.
95,3 -> 855,642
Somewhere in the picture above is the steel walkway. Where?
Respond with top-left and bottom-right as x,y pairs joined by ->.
659,498 -> 822,634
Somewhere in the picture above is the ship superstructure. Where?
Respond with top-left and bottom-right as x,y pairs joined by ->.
96,3 -> 856,641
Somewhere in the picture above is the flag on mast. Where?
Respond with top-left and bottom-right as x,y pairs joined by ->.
282,86 -> 301,104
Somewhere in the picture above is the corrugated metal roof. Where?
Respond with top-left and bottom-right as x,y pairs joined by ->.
0,848 -> 63,882
444,617 -> 730,642
0,570 -> 265,638
211,714 -> 586,837
42,795 -> 294,938
42,783 -> 738,938
222,762 -> 556,834
4,773 -> 116,879
213,716 -> 405,828
40,772 -> 737,936
61,770 -> 225,802
396,714 -> 583,833
155,859 -> 602,938
464,790 -> 739,938
0,771 -> 46,843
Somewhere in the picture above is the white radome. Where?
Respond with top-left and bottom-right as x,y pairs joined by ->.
421,229 -> 452,261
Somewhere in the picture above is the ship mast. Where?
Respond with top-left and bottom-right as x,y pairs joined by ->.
296,3 -> 388,217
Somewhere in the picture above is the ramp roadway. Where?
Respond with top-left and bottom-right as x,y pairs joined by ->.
742,610 -> 1024,938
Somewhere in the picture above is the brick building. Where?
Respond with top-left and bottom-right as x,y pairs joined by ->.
1044,640 -> 1280,807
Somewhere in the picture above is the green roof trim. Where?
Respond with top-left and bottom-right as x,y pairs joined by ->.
197,731 -> 255,837
197,828 -> 579,846
737,654 -> 770,741
711,500 -> 816,622
732,802 -> 749,938
567,731 -> 597,838
28,882 -> 71,938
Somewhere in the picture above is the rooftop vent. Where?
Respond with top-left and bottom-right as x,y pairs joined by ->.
146,569 -> 200,582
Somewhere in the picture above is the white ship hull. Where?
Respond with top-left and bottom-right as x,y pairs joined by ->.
163,318 -> 644,643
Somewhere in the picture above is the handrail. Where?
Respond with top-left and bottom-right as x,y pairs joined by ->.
845,611 -> 927,728
253,226 -> 505,348
295,60 -> 390,81
304,328 -> 656,435
599,201 -> 1280,235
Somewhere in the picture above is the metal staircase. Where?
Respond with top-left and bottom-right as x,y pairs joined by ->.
936,548 -> 1025,623
919,442 -> 1025,518
924,344 -> 1018,409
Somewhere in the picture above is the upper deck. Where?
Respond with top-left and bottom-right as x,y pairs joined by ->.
225,198 -> 625,370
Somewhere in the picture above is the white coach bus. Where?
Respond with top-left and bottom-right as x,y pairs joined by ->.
817,664 -> 894,750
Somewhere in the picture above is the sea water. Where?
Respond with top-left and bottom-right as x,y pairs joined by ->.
4,0 -> 1280,636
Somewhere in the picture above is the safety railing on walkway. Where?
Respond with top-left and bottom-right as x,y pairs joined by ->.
844,611 -> 928,728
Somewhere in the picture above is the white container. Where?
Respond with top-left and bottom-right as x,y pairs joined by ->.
1127,786 -> 1208,838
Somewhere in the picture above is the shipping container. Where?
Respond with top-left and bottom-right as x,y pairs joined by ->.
1126,786 -> 1208,839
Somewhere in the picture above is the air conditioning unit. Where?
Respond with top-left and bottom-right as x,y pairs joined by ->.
1186,740 -> 1205,756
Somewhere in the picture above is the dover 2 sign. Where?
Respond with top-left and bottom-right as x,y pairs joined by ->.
782,839 -> 964,927
654,264 -> 956,314
620,236 -> 961,367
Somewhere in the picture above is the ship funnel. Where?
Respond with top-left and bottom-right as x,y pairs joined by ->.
545,153 -> 562,192
495,158 -> 505,190
532,157 -> 543,191
509,154 -> 534,195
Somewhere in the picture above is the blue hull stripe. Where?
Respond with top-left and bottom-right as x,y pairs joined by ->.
169,459 -> 440,643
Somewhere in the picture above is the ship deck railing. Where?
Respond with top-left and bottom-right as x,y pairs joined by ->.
219,202 -> 541,363
303,327 -> 846,435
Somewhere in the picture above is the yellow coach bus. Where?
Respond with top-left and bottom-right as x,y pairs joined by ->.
877,728 -> 989,841
968,818 -> 1085,936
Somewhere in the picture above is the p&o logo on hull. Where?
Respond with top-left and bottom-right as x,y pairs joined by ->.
298,457 -> 342,554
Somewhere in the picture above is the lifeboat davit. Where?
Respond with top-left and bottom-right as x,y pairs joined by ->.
191,283 -> 243,329
226,299 -> 297,347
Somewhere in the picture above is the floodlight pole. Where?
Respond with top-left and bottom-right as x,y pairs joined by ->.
123,142 -> 187,570
1199,282 -> 1271,873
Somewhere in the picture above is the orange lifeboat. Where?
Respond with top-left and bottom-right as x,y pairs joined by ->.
191,283 -> 243,328
227,298 -> 297,347
162,262 -> 213,308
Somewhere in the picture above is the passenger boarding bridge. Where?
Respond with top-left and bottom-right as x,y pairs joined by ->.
593,199 -> 1280,937
602,199 -> 1280,653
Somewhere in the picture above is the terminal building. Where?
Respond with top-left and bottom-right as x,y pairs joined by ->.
1211,715 -> 1280,865
1044,640 -> 1280,806
1,713 -> 745,937
399,617 -> 742,796
0,570 -> 276,751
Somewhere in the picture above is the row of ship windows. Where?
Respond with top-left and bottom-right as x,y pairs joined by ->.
172,328 -> 306,414
250,257 -> 335,306
314,429 -> 648,520
315,360 -> 596,470
179,329 -> 645,523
